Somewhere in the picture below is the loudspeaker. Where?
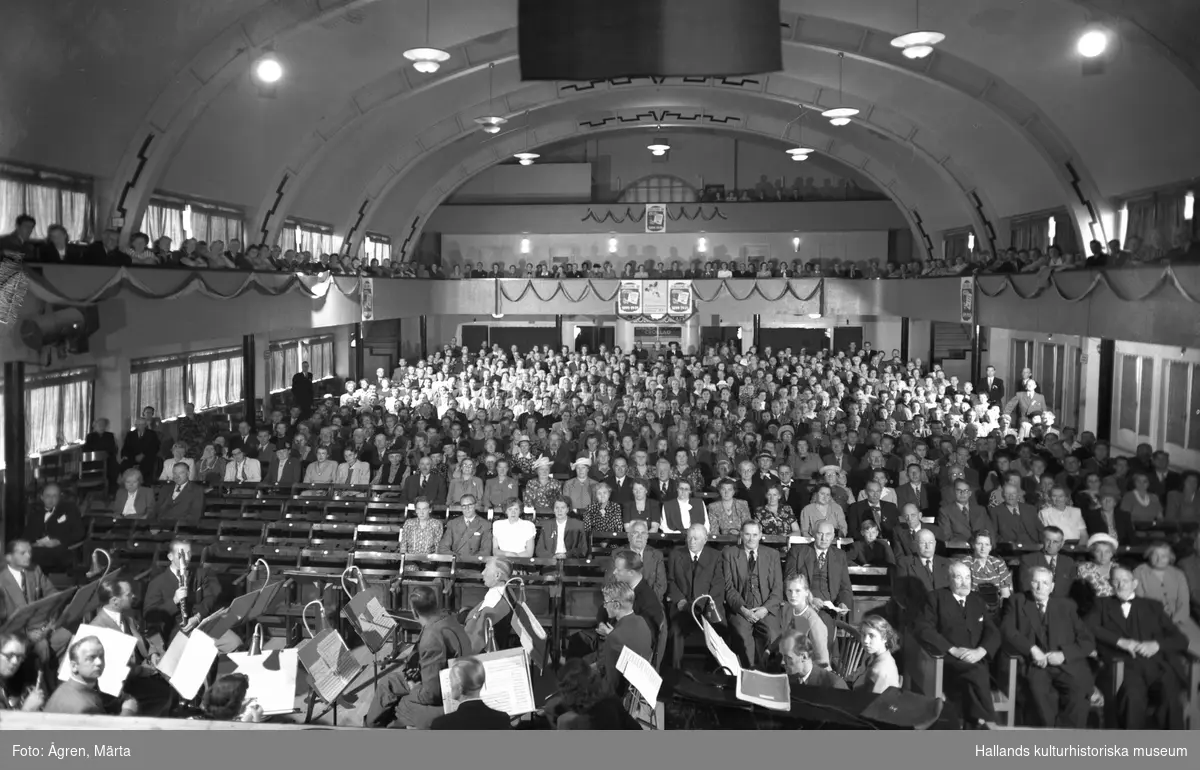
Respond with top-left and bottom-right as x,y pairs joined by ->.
19,306 -> 99,353
518,0 -> 782,80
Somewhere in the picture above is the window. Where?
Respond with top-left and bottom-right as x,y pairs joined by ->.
1010,339 -> 1034,388
0,164 -> 93,241
1164,360 -> 1200,452
1123,191 -> 1190,250
141,194 -> 244,246
943,230 -> 969,262
23,368 -> 94,455
189,203 -> 243,245
1010,216 -> 1050,252
1116,354 -> 1154,439
279,219 -> 336,255
365,233 -> 392,263
269,335 -> 335,393
141,199 -> 186,245
130,347 -> 243,424
618,175 -> 697,204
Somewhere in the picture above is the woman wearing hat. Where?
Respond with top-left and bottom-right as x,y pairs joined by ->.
511,434 -> 538,479
1081,486 -> 1135,545
1075,532 -> 1120,613
562,458 -> 598,511
820,465 -> 853,510
523,457 -> 561,511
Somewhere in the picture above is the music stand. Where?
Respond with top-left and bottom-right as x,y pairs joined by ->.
0,588 -> 78,635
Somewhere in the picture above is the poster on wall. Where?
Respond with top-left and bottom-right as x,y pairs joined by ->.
645,203 -> 667,233
642,279 -> 668,316
618,280 -> 642,315
361,277 -> 375,322
960,276 -> 975,325
668,280 -> 693,316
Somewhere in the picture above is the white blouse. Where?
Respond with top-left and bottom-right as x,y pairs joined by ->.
492,518 -> 536,554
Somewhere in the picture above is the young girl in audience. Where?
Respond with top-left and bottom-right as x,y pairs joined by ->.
857,616 -> 901,693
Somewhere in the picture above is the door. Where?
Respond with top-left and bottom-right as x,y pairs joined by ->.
575,326 -> 615,353
832,326 -> 864,356
461,324 -> 489,352
700,326 -> 740,352
490,325 -> 559,353
759,327 -> 829,355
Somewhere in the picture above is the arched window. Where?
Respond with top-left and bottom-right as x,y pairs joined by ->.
618,175 -> 698,204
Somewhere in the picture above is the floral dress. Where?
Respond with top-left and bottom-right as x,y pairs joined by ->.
582,502 -> 624,532
401,517 -> 444,555
754,504 -> 797,536
523,478 -> 562,510
671,465 -> 705,491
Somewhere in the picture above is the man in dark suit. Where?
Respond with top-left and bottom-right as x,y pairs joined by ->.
1001,566 -> 1094,727
1017,526 -> 1075,598
784,520 -> 853,617
1004,379 -> 1047,425
666,524 -> 726,669
936,482 -> 991,543
891,504 -> 941,560
1085,567 -> 1189,729
988,484 -> 1043,545
776,465 -> 809,513
89,577 -> 174,716
608,458 -> 636,505
261,442 -> 302,487
1,539 -> 73,667
534,498 -> 588,559
402,456 -> 447,507
291,361 -> 315,417
820,439 -> 855,476
976,365 -> 1005,405
896,464 -> 931,514
623,520 -> 667,603
659,479 -> 709,534
23,484 -> 85,573
779,630 -> 848,689
439,495 -> 493,559
597,581 -> 654,696
430,658 -> 510,730
154,462 -> 205,525
366,586 -> 473,728
1146,451 -> 1182,505
119,418 -> 161,482
143,539 -> 239,654
891,528 -> 954,629
723,520 -> 784,668
461,557 -> 515,653
846,480 -> 901,540
916,561 -> 1000,727
648,462 -> 678,504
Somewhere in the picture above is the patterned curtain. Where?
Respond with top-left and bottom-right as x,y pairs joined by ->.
130,369 -> 164,425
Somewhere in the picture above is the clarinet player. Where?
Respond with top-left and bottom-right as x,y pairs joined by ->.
143,540 -> 242,654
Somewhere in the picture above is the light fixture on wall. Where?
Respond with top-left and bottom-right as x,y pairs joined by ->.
608,237 -> 619,254
782,106 -> 815,161
1047,216 -> 1057,243
967,232 -> 975,251
890,0 -> 945,59
474,63 -> 508,134
513,111 -> 540,165
520,237 -> 531,254
1076,27 -> 1110,59
647,126 -> 671,156
1185,191 -> 1195,221
792,236 -> 801,252
697,237 -> 708,254
821,53 -> 860,126
1117,203 -> 1128,245
403,0 -> 450,73
253,49 -> 284,84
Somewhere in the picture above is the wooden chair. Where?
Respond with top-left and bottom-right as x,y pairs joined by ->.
310,522 -> 356,549
353,523 -> 402,551
282,497 -> 328,521
239,499 -> 284,522
914,645 -> 1019,727
833,619 -> 866,683
77,451 -> 109,501
264,520 -> 313,547
393,554 -> 458,611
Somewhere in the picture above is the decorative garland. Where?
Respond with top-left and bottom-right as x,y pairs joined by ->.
690,278 -> 823,303
497,279 -> 623,304
976,265 -> 1200,304
23,267 -> 360,306
494,277 -> 823,305
580,205 -> 726,224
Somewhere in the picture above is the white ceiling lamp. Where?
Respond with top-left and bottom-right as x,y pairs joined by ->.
821,53 -> 859,127
782,106 -> 815,161
1185,191 -> 1195,221
513,111 -> 539,165
890,0 -> 945,60
1076,28 -> 1110,59
253,50 -> 284,84
474,63 -> 507,134
607,237 -> 619,254
647,126 -> 670,156
697,237 -> 708,254
403,0 -> 450,74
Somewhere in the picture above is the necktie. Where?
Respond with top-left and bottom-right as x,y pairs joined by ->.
1048,556 -> 1057,572
924,558 -> 932,573
1010,506 -> 1018,516
748,551 -> 757,574
238,463 -> 245,481
421,476 -> 428,488
175,485 -> 183,498
960,504 -> 967,514
1037,600 -> 1046,616
817,551 -> 826,571
662,482 -> 668,495
19,572 -> 31,603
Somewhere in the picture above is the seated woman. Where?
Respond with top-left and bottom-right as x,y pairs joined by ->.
492,497 -> 536,559
552,659 -> 640,730
798,484 -> 848,538
195,443 -> 227,487
855,615 -> 901,693
707,478 -> 751,536
755,484 -> 800,536
956,529 -> 1012,618
581,483 -> 623,533
113,468 -> 153,518
302,445 -> 338,486
158,442 -> 196,482
1133,541 -> 1194,630
622,480 -> 661,533
1165,471 -> 1200,523
1121,472 -> 1163,525
778,574 -> 831,669
523,457 -> 561,511
1074,532 -> 1119,616
200,674 -> 263,722
1082,487 -> 1134,544
400,497 -> 444,556
446,457 -> 485,508
336,448 -> 372,487
0,632 -> 46,712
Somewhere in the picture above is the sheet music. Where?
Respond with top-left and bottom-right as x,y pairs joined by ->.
56,623 -> 136,697
701,615 -> 742,676
298,629 -> 361,703
616,646 -> 662,704
154,630 -> 218,699
343,592 -> 396,653
228,648 -> 299,716
441,648 -> 534,716
736,669 -> 791,711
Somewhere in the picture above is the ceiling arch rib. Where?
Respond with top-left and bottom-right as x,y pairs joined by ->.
103,0 -> 377,244
344,93 -> 955,261
270,73 -> 992,253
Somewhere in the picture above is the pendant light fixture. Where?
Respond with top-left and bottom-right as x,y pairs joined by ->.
403,0 -> 450,74
783,106 -> 814,161
513,111 -> 539,165
474,63 -> 507,134
647,126 -> 670,156
890,0 -> 945,59
821,53 -> 859,126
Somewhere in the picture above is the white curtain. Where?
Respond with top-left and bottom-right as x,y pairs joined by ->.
142,203 -> 185,244
278,225 -> 298,252
61,190 -> 90,241
27,184 -> 59,239
131,369 -> 163,425
0,178 -> 93,242
60,379 -> 90,445
0,179 -> 24,235
161,363 -> 186,417
365,237 -> 391,262
192,210 -> 243,245
25,385 -> 61,454
228,354 -> 244,404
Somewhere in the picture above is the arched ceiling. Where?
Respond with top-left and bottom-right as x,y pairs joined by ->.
3,0 -> 1199,255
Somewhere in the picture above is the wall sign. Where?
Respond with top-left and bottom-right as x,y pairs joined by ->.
645,203 -> 667,233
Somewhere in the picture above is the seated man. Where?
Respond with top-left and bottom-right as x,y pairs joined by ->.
1018,526 -> 1075,598
366,585 -> 472,729
1085,567 -> 1189,730
461,557 -> 514,653
597,581 -> 654,698
723,520 -> 784,669
936,481 -> 990,544
438,495 -> 493,560
430,658 -> 511,730
915,560 -> 999,728
23,483 -> 85,573
778,629 -> 847,690
621,520 -> 667,603
89,576 -> 174,716
143,540 -> 240,654
155,462 -> 205,525
987,484 -> 1043,546
891,503 -> 938,559
784,520 -> 853,619
43,636 -> 136,716
534,496 -> 588,559
1,539 -> 73,666
1001,566 -> 1094,728
666,524 -> 726,669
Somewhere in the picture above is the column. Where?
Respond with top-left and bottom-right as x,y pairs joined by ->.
971,325 -> 983,383
615,318 -> 635,353
555,315 -> 564,350
752,314 -> 761,350
3,361 -> 26,545
900,317 -> 910,362
352,323 -> 365,382
1095,339 -> 1115,441
680,314 -> 701,355
241,335 -> 256,424
419,315 -> 428,360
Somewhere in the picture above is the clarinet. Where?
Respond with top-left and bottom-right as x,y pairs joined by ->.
178,561 -> 190,628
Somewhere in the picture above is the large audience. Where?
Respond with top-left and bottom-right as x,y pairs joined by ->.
4,334 -> 1198,729
5,212 -> 1199,282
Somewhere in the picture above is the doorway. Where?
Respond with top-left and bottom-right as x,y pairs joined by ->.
700,326 -> 741,353
759,327 -> 829,355
832,326 -> 865,356
575,325 -> 615,353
